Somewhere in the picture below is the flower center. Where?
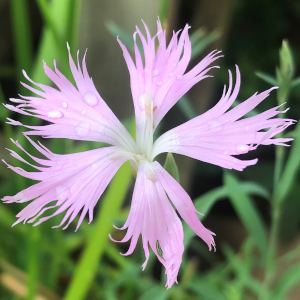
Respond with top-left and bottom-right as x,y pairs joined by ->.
136,92 -> 154,161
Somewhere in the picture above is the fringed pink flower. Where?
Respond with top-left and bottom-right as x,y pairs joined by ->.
2,19 -> 294,288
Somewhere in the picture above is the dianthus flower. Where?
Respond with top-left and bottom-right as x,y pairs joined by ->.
2,20 -> 294,288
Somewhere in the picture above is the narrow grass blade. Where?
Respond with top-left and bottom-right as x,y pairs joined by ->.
256,71 -> 277,86
164,153 -> 180,182
224,171 -> 268,258
271,264 -> 300,300
9,0 -> 33,86
63,162 -> 132,300
138,286 -> 168,300
277,120 -> 300,203
184,181 -> 269,247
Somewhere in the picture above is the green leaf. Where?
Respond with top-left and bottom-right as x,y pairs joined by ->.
224,172 -> 267,258
271,264 -> 300,300
66,0 -> 82,54
184,181 -> 269,247
159,0 -> 169,25
10,0 -> 33,83
164,153 -> 180,182
106,21 -> 135,52
63,162 -> 132,300
187,279 -> 228,300
255,71 -> 277,86
177,95 -> 197,119
138,286 -> 168,300
290,76 -> 300,88
191,29 -> 221,59
277,120 -> 300,203
189,28 -> 206,45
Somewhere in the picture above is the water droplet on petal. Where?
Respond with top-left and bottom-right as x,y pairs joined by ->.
75,121 -> 90,137
81,110 -> 86,115
169,73 -> 174,77
176,74 -> 183,80
156,81 -> 163,86
83,92 -> 99,107
209,121 -> 222,133
236,144 -> 250,154
56,186 -> 70,202
48,110 -> 63,118
152,69 -> 159,76
61,102 -> 68,108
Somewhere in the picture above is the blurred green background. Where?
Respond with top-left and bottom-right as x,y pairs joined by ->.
0,0 -> 300,299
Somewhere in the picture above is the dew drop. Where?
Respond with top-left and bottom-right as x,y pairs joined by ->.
152,69 -> 159,76
236,144 -> 249,154
176,74 -> 183,80
169,73 -> 174,77
83,92 -> 99,107
209,121 -> 222,133
56,186 -> 70,202
156,81 -> 163,86
81,110 -> 87,115
61,102 -> 68,108
75,121 -> 90,137
48,110 -> 63,118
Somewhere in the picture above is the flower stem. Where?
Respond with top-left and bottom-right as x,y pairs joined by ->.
260,134 -> 285,299
63,162 -> 132,300
26,227 -> 40,300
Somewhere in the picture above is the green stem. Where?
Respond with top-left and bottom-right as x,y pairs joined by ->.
260,130 -> 285,299
26,227 -> 41,300
273,143 -> 285,187
10,0 -> 33,94
67,0 -> 82,54
159,0 -> 169,26
63,162 -> 132,300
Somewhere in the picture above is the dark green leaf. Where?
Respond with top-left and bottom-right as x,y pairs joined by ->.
177,95 -> 197,119
224,172 -> 267,257
138,286 -> 168,300
256,71 -> 277,86
271,264 -> 300,300
164,153 -> 180,183
277,120 -> 300,203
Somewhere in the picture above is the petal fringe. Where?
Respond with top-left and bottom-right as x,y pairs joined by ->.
2,138 -> 129,230
153,66 -> 295,171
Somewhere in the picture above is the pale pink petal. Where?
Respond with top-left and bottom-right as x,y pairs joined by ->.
153,66 -> 295,171
118,19 -> 222,129
155,162 -> 216,251
2,138 -> 129,230
4,46 -> 136,152
111,163 -> 184,289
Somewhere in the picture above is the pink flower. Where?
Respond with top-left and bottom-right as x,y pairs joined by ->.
2,20 -> 294,288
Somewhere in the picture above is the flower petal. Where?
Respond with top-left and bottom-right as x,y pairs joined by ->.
153,66 -> 295,171
111,163 -> 184,289
155,162 -> 216,251
118,19 -> 222,129
2,138 -> 129,230
4,46 -> 136,152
